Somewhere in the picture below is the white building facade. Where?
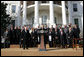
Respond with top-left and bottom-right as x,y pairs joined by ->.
1,1 -> 83,31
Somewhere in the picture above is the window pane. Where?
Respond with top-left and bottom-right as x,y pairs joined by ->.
73,4 -> 78,12
73,4 -> 77,8
74,8 -> 77,12
32,17 -> 34,25
54,17 -> 57,24
42,16 -> 47,25
12,5 -> 16,13
74,19 -> 79,26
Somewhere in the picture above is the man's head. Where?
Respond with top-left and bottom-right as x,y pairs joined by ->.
64,25 -> 67,28
11,26 -> 13,30
41,25 -> 44,29
51,25 -> 53,28
18,26 -> 20,29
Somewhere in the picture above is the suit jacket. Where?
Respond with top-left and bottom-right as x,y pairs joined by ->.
59,29 -> 66,40
22,30 -> 29,42
31,31 -> 35,39
51,28 -> 55,39
34,29 -> 38,40
67,30 -> 74,39
14,29 -> 18,39
8,29 -> 15,40
55,31 -> 60,40
73,28 -> 80,38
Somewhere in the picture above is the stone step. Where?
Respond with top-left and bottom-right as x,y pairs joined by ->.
10,44 -> 49,48
38,44 -> 49,48
10,44 -> 80,48
10,45 -> 49,48
10,45 -> 20,48
1,48 -> 83,56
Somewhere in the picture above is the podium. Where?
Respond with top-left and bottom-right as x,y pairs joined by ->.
38,29 -> 47,51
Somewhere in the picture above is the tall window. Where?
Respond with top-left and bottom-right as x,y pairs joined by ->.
42,16 -> 47,25
74,18 -> 79,26
54,17 -> 57,24
73,4 -> 78,12
32,17 -> 34,25
12,5 -> 16,13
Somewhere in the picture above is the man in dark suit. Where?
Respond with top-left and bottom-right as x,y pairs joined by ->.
31,28 -> 35,47
34,28 -> 38,47
20,26 -> 24,48
22,26 -> 29,49
51,25 -> 55,47
26,26 -> 31,48
44,25 -> 48,44
9,25 -> 15,44
17,26 -> 21,44
37,26 -> 41,44
14,26 -> 18,44
16,26 -> 22,48
73,24 -> 80,44
59,26 -> 66,48
40,25 -> 46,48
63,25 -> 69,48
67,27 -> 74,48
48,28 -> 53,47
47,25 -> 50,44
54,26 -> 60,47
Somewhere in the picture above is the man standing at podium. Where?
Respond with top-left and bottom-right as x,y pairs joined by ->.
44,25 -> 48,44
34,28 -> 38,47
59,26 -> 66,48
40,25 -> 46,49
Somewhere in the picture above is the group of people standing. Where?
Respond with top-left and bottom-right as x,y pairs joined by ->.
1,24 -> 80,50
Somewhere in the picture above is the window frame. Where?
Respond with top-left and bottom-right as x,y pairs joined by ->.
73,3 -> 78,12
74,18 -> 79,26
42,15 -> 47,25
12,5 -> 16,13
54,17 -> 57,24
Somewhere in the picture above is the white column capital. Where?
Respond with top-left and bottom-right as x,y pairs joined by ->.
35,1 -> 39,4
50,1 -> 53,3
18,1 -> 21,5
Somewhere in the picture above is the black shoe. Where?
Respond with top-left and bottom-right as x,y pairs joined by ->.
23,48 -> 25,50
26,48 -> 28,49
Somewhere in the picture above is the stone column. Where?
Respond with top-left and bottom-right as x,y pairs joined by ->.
49,1 -> 55,28
34,1 -> 39,28
61,1 -> 67,25
81,2 -> 83,30
17,1 -> 21,26
81,2 -> 83,38
68,1 -> 72,24
23,1 -> 27,26
82,14 -> 83,29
